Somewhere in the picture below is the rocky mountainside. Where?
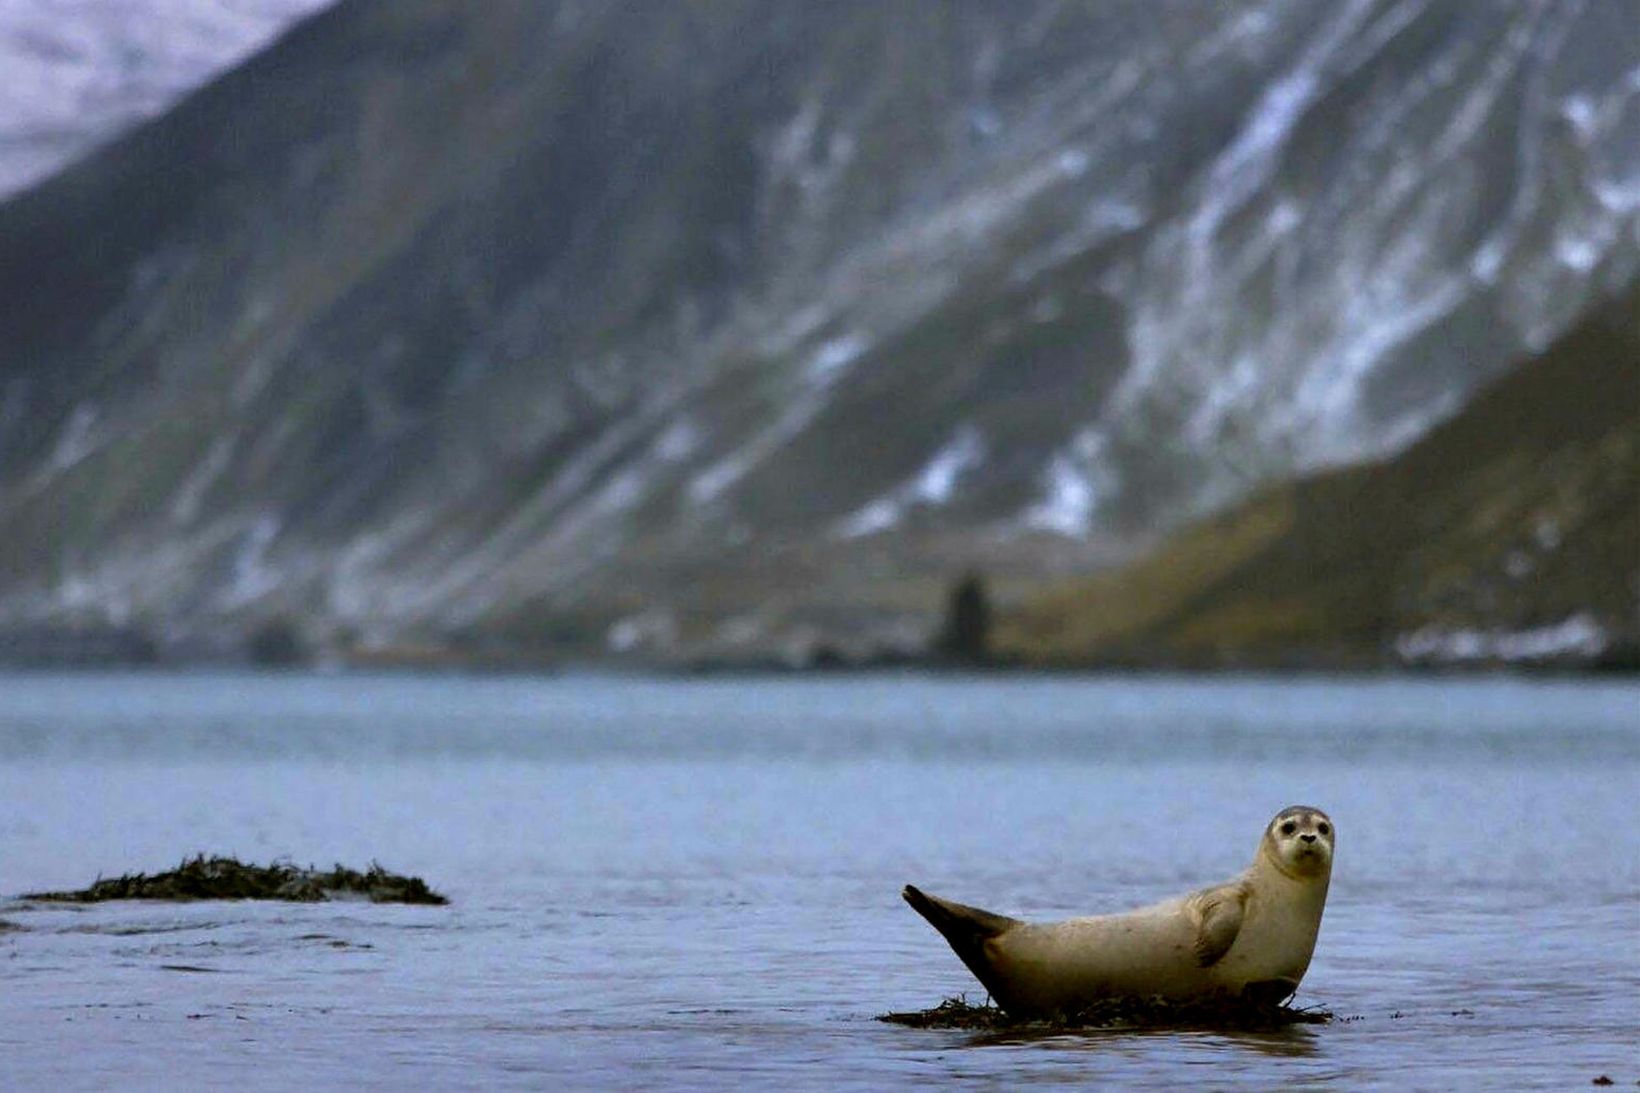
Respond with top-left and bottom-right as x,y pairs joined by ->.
0,0 -> 1636,662
1002,279 -> 1640,670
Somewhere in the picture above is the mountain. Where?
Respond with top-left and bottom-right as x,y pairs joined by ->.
1001,279 -> 1640,670
0,0 -> 1636,663
0,0 -> 332,198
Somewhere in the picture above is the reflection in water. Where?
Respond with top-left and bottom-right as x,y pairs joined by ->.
1216,1025 -> 1322,1059
956,1022 -> 1319,1059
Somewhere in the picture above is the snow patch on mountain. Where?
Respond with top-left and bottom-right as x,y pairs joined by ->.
835,425 -> 987,539
1023,430 -> 1118,538
1395,613 -> 1609,664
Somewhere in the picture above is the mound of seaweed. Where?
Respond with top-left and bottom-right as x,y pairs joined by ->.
21,855 -> 447,906
880,994 -> 1331,1032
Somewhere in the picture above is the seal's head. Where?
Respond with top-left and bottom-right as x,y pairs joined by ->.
1260,805 -> 1334,880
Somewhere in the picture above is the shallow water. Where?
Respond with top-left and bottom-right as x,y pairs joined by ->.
1,670 -> 1636,1089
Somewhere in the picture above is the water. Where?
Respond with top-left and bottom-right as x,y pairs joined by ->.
1,670 -> 1636,1089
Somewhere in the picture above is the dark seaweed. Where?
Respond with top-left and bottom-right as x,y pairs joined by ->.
879,994 -> 1332,1032
21,855 -> 448,905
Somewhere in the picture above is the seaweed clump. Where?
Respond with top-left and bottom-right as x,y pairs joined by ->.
22,855 -> 447,906
879,994 -> 1331,1032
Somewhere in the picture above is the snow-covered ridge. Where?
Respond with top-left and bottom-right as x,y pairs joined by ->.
0,0 -> 331,197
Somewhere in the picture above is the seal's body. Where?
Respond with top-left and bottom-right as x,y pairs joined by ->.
903,806 -> 1334,1017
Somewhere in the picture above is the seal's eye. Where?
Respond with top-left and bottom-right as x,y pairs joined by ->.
1279,821 -> 1297,836
1317,822 -> 1330,836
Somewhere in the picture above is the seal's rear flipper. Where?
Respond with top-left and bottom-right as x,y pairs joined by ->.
902,885 -> 1019,940
902,884 -> 1021,1003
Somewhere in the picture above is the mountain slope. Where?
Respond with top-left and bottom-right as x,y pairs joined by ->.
1001,281 -> 1640,669
0,0 -> 1636,659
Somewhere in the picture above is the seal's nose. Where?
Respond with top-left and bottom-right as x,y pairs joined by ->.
1299,833 -> 1317,843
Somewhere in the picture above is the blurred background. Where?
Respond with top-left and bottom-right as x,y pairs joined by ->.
0,0 -> 1635,673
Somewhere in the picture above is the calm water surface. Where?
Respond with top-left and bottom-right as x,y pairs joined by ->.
1,670 -> 1636,1089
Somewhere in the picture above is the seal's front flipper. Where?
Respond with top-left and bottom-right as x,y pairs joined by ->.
1190,885 -> 1247,967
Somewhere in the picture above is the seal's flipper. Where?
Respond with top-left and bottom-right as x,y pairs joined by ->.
902,885 -> 1020,940
902,884 -> 1022,1001
1190,885 -> 1247,967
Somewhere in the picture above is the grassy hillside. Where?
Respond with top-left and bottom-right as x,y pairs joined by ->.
1000,281 -> 1640,670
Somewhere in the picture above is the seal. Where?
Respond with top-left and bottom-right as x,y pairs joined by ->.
903,805 -> 1334,1016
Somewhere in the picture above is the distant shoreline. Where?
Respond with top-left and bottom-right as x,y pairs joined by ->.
0,635 -> 1632,679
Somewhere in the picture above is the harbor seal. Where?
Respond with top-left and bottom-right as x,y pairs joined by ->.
903,805 -> 1333,1017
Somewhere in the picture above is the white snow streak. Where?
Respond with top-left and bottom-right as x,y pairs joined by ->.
690,334 -> 871,504
834,425 -> 986,539
1395,614 -> 1608,663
